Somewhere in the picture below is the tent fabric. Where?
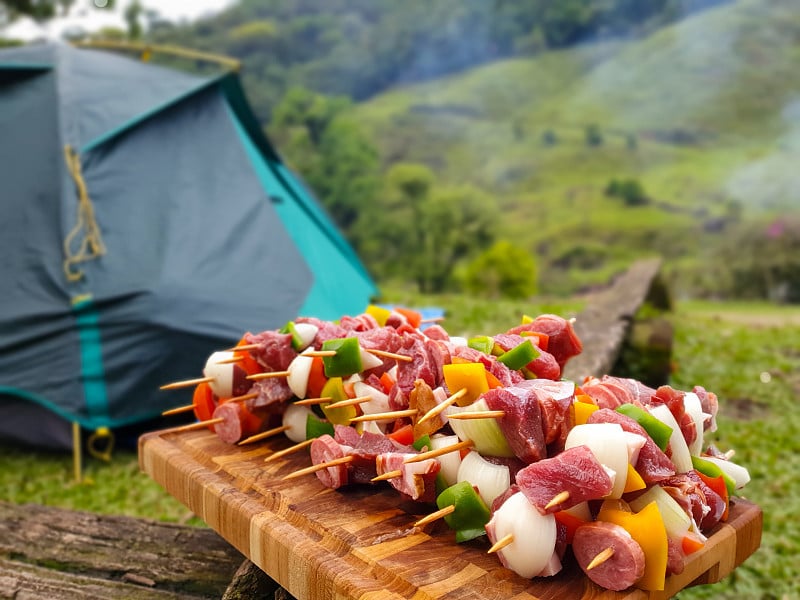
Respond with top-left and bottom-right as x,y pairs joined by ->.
0,42 -> 378,449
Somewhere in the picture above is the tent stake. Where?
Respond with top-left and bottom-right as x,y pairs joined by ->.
72,422 -> 82,484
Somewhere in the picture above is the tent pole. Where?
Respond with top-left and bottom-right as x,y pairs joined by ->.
72,422 -> 82,483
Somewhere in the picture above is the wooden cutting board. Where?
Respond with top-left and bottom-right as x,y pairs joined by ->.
139,428 -> 762,600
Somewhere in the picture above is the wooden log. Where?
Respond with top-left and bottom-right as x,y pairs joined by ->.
0,500 -> 244,598
221,559 -> 281,600
563,257 -> 671,384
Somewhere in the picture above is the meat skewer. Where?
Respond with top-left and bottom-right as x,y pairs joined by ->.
153,307 -> 750,594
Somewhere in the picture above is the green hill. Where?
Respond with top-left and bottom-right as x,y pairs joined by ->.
349,0 -> 800,294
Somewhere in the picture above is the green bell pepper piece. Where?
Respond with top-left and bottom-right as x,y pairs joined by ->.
436,480 -> 491,543
691,455 -> 737,497
496,339 -> 539,371
616,403 -> 673,452
279,321 -> 305,351
467,335 -> 494,355
305,412 -> 334,440
413,434 -> 431,452
321,337 -> 363,377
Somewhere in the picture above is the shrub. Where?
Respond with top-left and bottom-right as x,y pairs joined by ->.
463,240 -> 537,299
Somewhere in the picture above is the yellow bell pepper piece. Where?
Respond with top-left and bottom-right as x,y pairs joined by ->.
520,314 -> 534,324
365,304 -> 392,327
623,463 -> 647,493
443,362 -> 489,406
320,377 -> 357,425
573,401 -> 599,425
596,500 -> 668,591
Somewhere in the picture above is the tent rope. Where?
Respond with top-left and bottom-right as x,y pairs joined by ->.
63,145 -> 106,282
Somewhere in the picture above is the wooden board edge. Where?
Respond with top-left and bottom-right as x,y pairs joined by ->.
140,432 -> 413,600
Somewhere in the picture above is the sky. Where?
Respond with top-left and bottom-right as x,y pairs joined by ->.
2,0 -> 236,41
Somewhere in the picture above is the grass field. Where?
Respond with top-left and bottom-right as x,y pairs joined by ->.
2,298 -> 798,598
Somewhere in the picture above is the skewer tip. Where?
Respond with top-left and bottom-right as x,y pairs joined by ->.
487,533 -> 514,554
544,490 -> 570,510
585,547 -> 615,571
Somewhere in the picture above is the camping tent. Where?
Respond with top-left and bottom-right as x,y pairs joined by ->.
0,42 -> 378,449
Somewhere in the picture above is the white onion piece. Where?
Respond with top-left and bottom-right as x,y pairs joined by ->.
286,354 -> 313,399
629,485 -> 691,541
203,351 -> 235,398
360,347 -> 384,370
292,323 -> 318,350
282,403 -> 312,443
360,420 -> 384,435
648,404 -> 693,473
457,450 -> 510,507
430,434 -> 462,486
487,492 -> 557,578
622,431 -> 647,466
448,336 -> 468,348
564,423 -> 629,499
446,398 -> 515,458
700,456 -> 751,489
521,379 -> 576,403
683,392 -> 707,456
353,381 -> 390,414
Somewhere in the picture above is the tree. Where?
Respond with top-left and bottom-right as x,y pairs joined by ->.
464,240 -> 537,299
308,116 -> 381,234
269,87 -> 379,237
361,163 -> 496,292
585,123 -> 603,147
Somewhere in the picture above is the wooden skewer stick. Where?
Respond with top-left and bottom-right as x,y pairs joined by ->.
326,395 -> 372,408
162,417 -> 224,434
224,392 -> 259,403
299,350 -> 337,357
585,547 -> 615,571
420,316 -> 445,324
160,376 -> 214,391
447,410 -> 506,420
487,533 -> 514,554
214,355 -> 245,364
544,490 -> 570,510
416,388 -> 467,425
238,425 -> 292,446
247,370 -> 291,381
223,343 -> 259,352
371,469 -> 402,482
365,348 -> 413,362
414,504 -> 455,528
283,455 -> 354,480
292,396 -> 333,406
264,438 -> 314,463
161,403 -> 197,417
349,409 -> 418,423
404,439 -> 474,464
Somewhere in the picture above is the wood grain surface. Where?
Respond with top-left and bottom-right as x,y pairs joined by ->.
139,428 -> 762,600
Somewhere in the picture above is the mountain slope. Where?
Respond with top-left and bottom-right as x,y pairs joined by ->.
349,0 -> 800,292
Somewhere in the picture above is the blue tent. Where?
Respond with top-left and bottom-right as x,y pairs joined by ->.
0,42 -> 378,449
